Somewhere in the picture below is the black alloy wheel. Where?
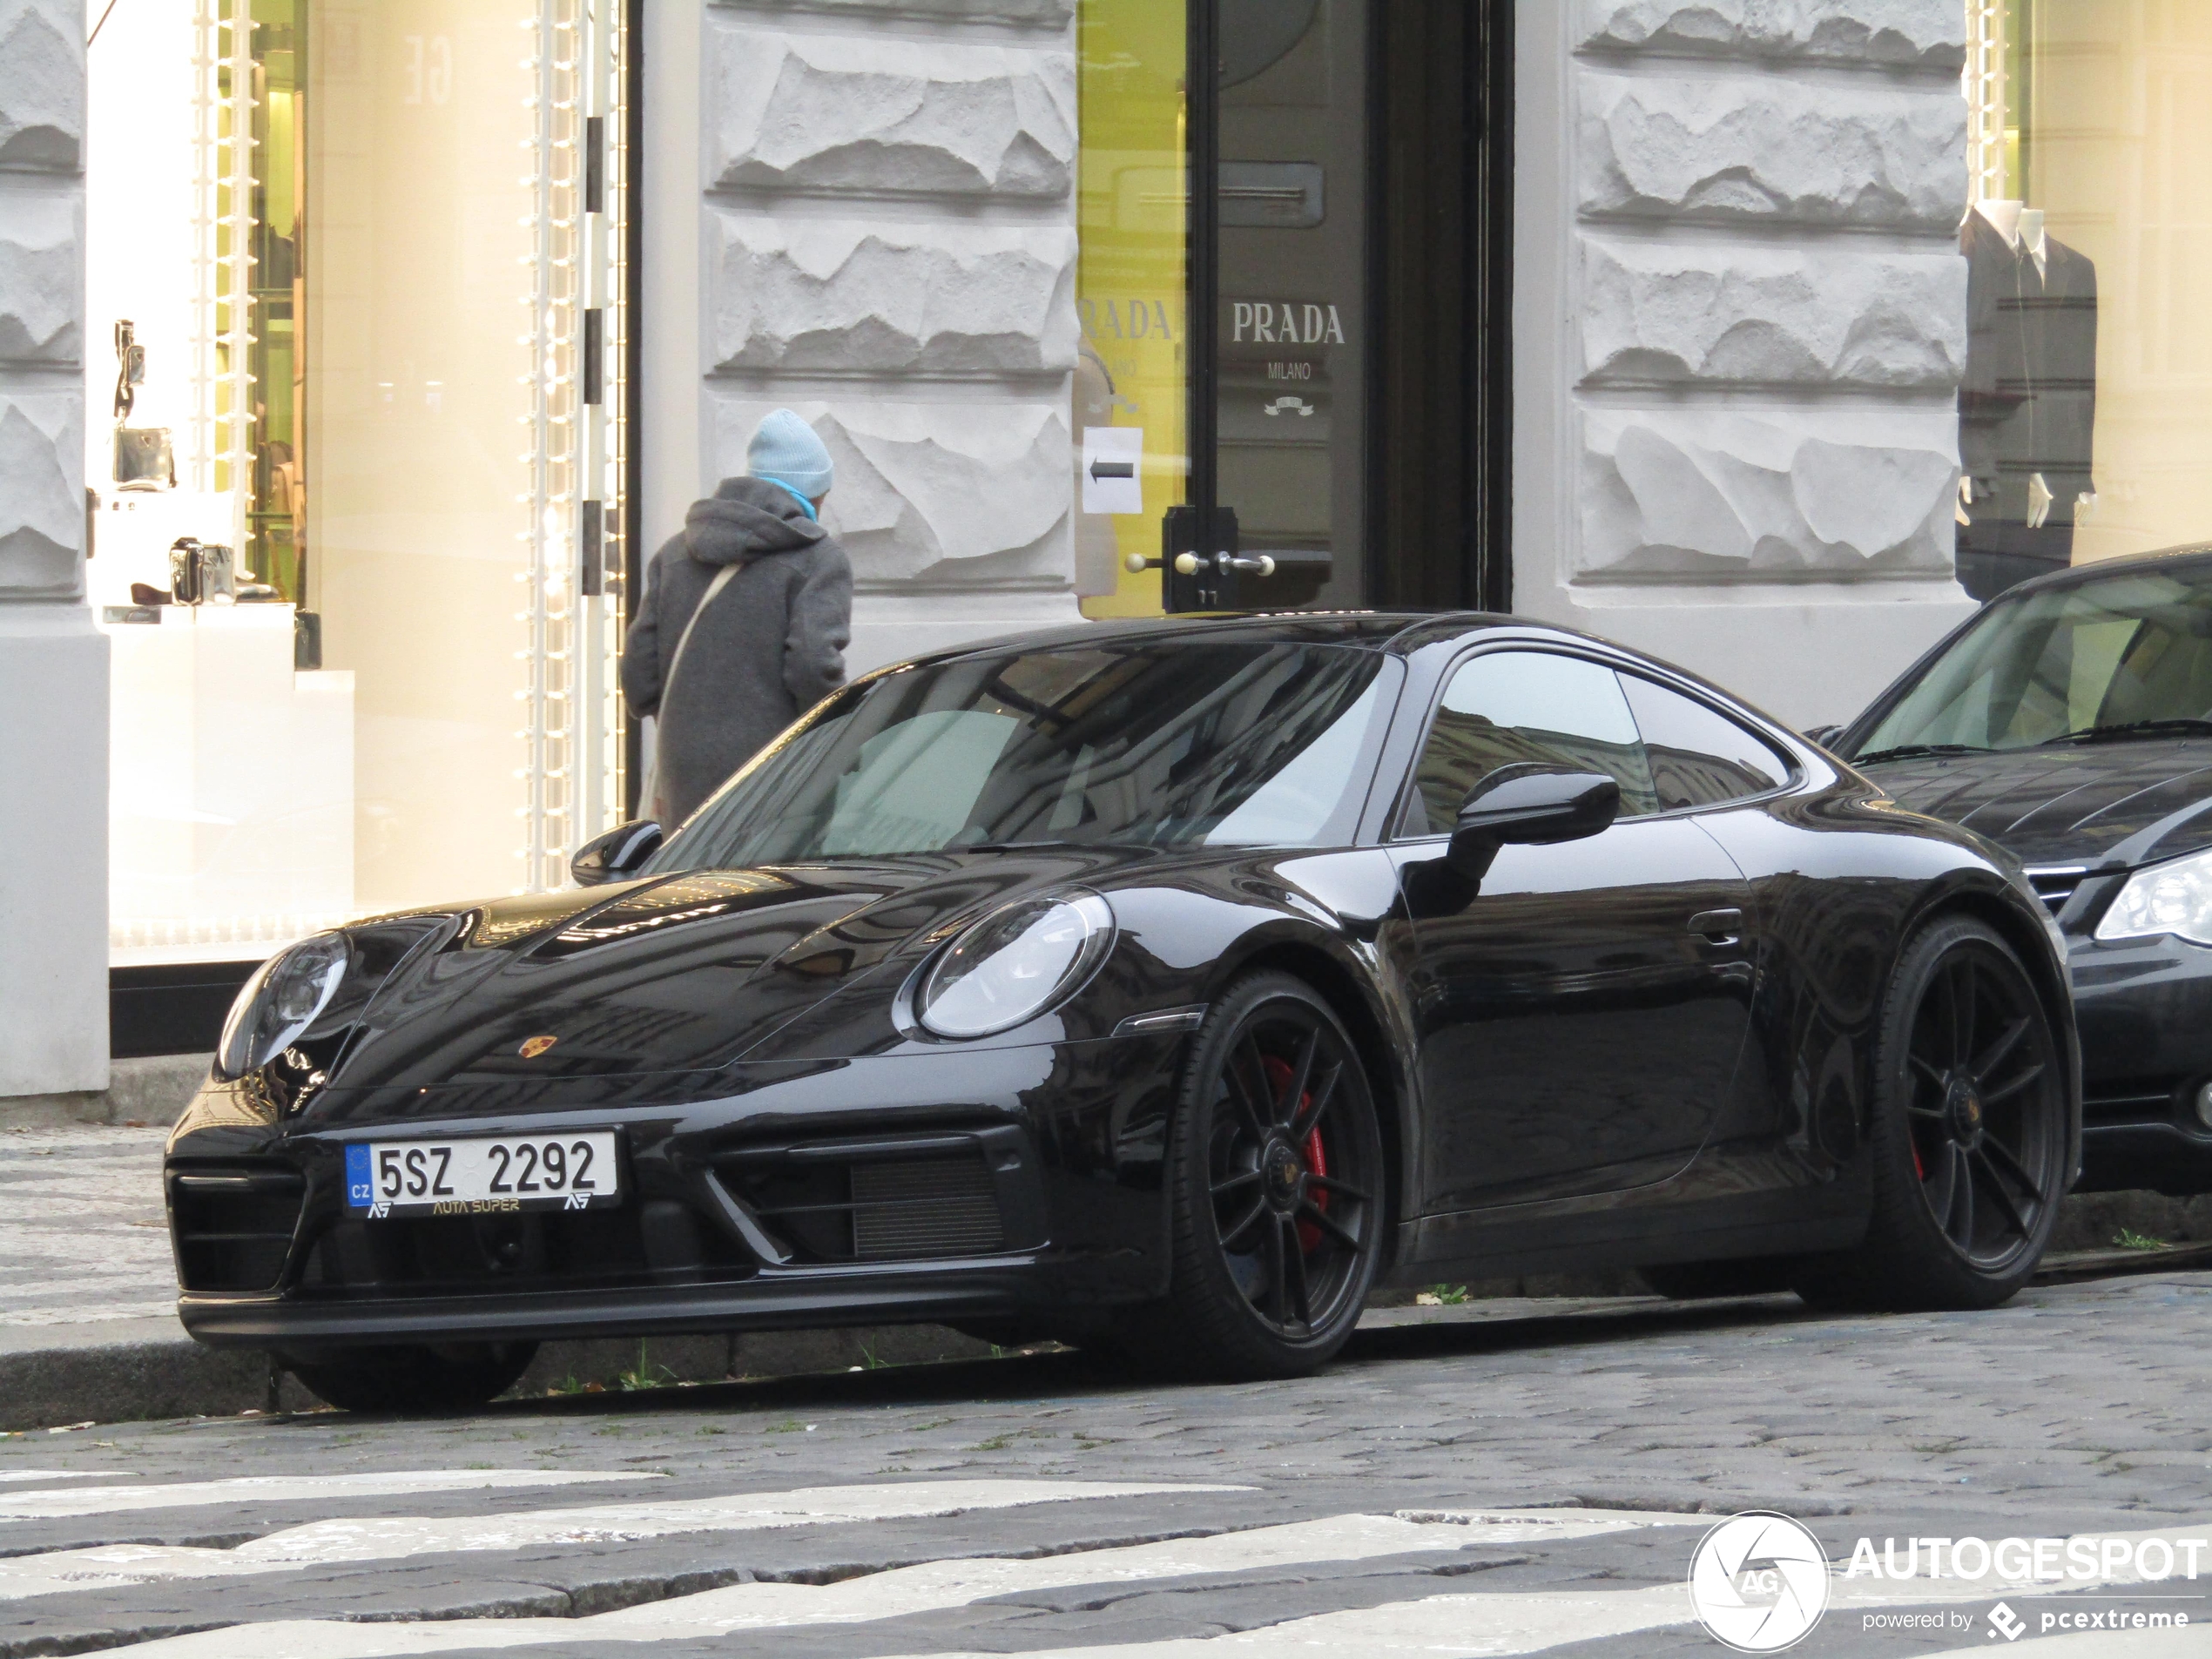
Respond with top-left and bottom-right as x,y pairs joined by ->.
1794,917 -> 2070,1311
283,1340 -> 539,1414
1117,971 -> 1386,1379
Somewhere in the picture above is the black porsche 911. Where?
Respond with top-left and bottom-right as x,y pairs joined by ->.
1829,546 -> 2212,1197
170,614 -> 2079,1410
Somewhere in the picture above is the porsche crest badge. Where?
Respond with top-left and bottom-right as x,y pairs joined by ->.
517,1035 -> 559,1060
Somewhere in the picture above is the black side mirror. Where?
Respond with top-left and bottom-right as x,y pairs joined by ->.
571,820 -> 663,887
1447,765 -> 1620,876
1802,724 -> 1843,750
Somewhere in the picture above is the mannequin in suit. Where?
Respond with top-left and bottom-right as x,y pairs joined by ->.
1957,199 -> 2099,599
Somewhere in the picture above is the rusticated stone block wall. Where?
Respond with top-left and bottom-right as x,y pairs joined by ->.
1568,0 -> 1969,587
0,0 -> 105,1100
0,0 -> 83,604
701,1 -> 1077,592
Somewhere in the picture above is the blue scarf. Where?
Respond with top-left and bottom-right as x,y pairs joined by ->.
756,476 -> 819,520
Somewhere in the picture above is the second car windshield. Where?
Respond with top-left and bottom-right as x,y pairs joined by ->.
1851,569 -> 2212,758
649,641 -> 1391,870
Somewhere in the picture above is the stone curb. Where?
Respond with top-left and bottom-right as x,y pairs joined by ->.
0,1054 -> 212,1130
0,1323 -> 999,1433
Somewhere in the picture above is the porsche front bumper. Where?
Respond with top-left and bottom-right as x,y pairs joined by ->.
168,1035 -> 1189,1353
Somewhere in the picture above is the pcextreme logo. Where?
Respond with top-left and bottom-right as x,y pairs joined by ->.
1688,1512 -> 1831,1652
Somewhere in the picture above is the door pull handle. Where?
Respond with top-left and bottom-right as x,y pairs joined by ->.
1688,908 -> 1744,944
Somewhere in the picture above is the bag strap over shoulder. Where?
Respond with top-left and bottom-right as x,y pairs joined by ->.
638,559 -> 740,826
662,561 -> 741,707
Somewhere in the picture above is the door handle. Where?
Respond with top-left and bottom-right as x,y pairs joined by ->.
1688,908 -> 1744,945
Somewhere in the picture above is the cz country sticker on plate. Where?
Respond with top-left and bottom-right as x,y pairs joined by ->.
343,1132 -> 621,1218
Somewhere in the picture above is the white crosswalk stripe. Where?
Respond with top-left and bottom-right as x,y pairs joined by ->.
0,1469 -> 647,1522
118,1508 -> 1705,1657
19,1474 -> 2209,1658
0,1479 -> 1243,1601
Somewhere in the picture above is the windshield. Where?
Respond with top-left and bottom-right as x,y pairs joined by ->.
1850,569 -> 2212,759
648,641 -> 1393,871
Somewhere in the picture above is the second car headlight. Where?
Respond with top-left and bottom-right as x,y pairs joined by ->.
2096,846 -> 2212,948
216,933 -> 351,1079
916,893 -> 1115,1039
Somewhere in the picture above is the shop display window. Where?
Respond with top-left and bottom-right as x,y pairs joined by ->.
1959,1 -> 2212,597
86,1 -> 627,966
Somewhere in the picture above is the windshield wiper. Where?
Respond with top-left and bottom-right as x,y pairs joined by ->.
2040,718 -> 2212,745
1848,743 -> 1993,765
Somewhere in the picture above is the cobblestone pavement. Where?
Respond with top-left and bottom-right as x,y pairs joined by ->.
5,1271 -> 2211,1657
0,1125 -> 174,1332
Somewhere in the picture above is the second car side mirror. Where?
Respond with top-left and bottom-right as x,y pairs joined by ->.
1447,765 -> 1621,877
571,820 -> 663,887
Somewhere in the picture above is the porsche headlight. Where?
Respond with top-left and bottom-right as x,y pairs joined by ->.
2095,846 -> 2212,948
916,893 -> 1115,1039
216,933 -> 351,1079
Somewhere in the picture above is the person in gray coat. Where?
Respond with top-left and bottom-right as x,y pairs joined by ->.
622,410 -> 853,825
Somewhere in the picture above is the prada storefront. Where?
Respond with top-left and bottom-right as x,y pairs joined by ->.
1071,0 -> 1510,620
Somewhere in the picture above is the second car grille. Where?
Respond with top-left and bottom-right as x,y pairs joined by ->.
168,1162 -> 307,1292
2025,866 -> 2087,916
2084,1083 -> 2184,1126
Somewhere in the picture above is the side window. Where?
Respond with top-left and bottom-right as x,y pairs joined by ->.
1399,652 -> 1658,836
1619,674 -> 1794,811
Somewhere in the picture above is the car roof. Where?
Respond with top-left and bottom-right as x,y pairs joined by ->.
1997,541 -> 2212,600
896,610 -> 1599,666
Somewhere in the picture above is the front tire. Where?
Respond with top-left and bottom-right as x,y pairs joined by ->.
285,1341 -> 538,1414
1115,972 -> 1386,1380
1792,916 -> 2069,1312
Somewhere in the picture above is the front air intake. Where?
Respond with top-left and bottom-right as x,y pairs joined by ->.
850,1156 -> 1003,1260
712,1128 -> 1040,1266
167,1162 -> 306,1292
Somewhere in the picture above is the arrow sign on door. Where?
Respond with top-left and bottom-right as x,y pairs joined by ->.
1082,428 -> 1144,515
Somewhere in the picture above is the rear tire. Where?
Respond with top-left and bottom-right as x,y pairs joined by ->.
1112,972 -> 1386,1381
1791,916 -> 2069,1312
284,1341 -> 538,1414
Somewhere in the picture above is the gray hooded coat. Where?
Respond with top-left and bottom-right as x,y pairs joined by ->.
621,477 -> 852,825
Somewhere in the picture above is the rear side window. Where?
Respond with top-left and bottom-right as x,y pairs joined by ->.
1400,651 -> 1660,835
1619,674 -> 1793,810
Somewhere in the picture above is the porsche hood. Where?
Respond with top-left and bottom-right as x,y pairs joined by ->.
1857,740 -> 2212,870
315,850 -> 1149,1097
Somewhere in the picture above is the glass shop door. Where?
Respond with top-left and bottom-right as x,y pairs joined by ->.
1076,0 -> 1505,618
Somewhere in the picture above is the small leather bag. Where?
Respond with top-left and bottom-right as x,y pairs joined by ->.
168,537 -> 202,604
113,427 -> 174,489
167,538 -> 237,605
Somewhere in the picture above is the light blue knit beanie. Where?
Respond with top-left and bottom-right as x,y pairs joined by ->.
747,408 -> 834,501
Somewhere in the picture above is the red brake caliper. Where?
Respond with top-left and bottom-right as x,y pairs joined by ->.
1261,1055 -> 1328,1252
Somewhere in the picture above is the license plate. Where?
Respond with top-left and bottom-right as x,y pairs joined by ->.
343,1132 -> 621,1219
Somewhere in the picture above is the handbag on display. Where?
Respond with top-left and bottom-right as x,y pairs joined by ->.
167,537 -> 237,605
113,427 -> 174,490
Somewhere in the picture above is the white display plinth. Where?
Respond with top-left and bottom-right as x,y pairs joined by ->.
106,602 -> 355,966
